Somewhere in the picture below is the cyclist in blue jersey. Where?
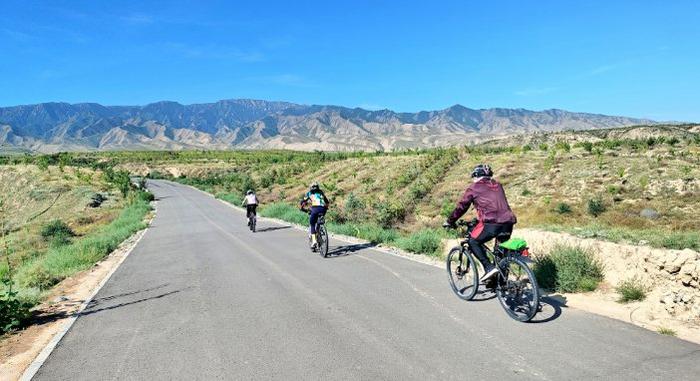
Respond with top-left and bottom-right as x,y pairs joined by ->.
300,182 -> 330,249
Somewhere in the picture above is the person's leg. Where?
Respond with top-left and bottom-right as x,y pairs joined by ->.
309,208 -> 320,234
468,223 -> 498,268
309,207 -> 322,246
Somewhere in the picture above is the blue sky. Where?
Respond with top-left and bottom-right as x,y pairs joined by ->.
1,1 -> 699,121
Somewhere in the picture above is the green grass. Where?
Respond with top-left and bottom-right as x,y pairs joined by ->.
658,327 -> 677,336
616,277 -> 647,303
259,202 -> 308,226
394,229 -> 447,257
534,244 -> 605,293
328,222 -> 400,244
9,195 -> 152,302
216,192 -> 243,207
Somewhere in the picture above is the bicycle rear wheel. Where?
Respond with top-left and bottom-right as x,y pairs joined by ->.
495,257 -> 540,322
446,247 -> 479,300
250,216 -> 256,232
317,225 -> 329,257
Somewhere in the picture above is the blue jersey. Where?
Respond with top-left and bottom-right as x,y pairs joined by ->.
302,191 -> 328,207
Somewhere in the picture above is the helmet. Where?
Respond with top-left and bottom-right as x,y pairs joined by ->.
471,164 -> 493,178
309,181 -> 320,191
246,189 -> 253,195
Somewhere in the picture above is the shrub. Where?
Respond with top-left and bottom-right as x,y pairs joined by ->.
607,185 -> 621,195
616,277 -> 647,303
394,229 -> 446,256
440,199 -> 454,218
534,244 -> 604,292
343,193 -> 366,222
40,220 -> 75,244
35,155 -> 50,171
521,188 -> 533,196
554,202 -> 572,214
375,201 -> 406,228
0,279 -> 33,334
581,141 -> 593,153
587,197 -> 606,217
137,191 -> 155,202
658,327 -> 676,336
555,141 -> 571,152
539,143 -> 549,151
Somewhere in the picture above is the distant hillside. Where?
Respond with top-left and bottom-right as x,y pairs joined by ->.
0,99 -> 657,152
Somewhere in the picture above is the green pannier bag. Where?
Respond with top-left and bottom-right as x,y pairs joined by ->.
499,238 -> 528,251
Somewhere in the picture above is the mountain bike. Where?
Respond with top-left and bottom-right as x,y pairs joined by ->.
303,209 -> 329,257
248,213 -> 256,232
445,220 -> 540,322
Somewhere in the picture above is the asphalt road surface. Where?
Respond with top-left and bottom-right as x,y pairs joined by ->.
33,180 -> 700,380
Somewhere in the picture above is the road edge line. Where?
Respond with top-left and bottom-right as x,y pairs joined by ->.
19,207 -> 155,381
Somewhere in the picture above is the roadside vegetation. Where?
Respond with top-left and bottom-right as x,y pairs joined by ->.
0,160 -> 152,334
533,244 -> 605,293
616,277 -> 647,303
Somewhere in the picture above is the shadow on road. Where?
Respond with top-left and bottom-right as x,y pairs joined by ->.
30,287 -> 184,325
82,290 -> 182,317
255,225 -> 292,233
529,295 -> 566,323
327,242 -> 378,257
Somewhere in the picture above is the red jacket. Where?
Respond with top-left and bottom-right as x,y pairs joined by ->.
447,178 -> 517,225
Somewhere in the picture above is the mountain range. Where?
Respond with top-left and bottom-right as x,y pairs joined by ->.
0,99 -> 656,152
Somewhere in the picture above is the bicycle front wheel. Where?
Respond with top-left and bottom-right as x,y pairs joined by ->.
446,247 -> 479,300
495,257 -> 540,322
317,225 -> 329,257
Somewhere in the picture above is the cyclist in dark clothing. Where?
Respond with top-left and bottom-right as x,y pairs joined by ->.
300,182 -> 329,249
444,164 -> 517,281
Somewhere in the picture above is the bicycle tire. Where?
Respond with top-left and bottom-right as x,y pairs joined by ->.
495,257 -> 540,322
251,216 -> 256,232
318,224 -> 329,257
446,247 -> 479,300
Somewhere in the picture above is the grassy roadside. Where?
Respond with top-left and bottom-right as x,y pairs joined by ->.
537,223 -> 700,251
9,194 -> 152,303
1,163 -> 153,334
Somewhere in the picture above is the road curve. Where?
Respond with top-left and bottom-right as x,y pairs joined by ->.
33,180 -> 700,380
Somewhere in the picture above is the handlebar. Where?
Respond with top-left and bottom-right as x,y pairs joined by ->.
444,218 -> 478,230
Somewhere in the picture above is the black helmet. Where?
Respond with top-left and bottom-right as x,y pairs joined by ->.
246,189 -> 253,195
471,164 -> 493,178
309,181 -> 320,191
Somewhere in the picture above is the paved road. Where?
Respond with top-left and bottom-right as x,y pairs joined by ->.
34,180 -> 700,380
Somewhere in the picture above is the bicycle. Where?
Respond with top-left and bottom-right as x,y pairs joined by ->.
445,220 -> 540,322
302,209 -> 329,258
247,213 -> 256,232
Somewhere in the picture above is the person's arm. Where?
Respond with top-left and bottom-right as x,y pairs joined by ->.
241,197 -> 246,207
299,193 -> 309,209
447,186 -> 476,224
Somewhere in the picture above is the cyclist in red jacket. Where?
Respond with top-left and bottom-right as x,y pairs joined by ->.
444,164 -> 517,281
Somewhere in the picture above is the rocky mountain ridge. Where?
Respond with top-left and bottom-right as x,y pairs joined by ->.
0,99 -> 656,152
